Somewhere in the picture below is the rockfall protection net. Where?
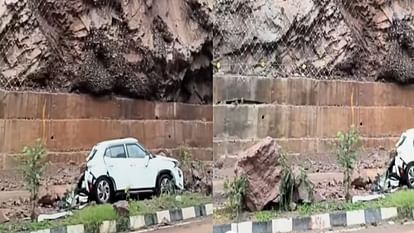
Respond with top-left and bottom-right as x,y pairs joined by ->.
2,0 -> 413,85
212,0 -> 409,82
0,0 -> 61,90
0,0 -> 213,104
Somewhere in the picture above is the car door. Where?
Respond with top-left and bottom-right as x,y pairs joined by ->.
126,143 -> 158,189
103,144 -> 131,191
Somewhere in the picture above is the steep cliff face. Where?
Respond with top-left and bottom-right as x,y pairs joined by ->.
3,0 -> 414,96
0,0 -> 213,103
213,0 -> 414,83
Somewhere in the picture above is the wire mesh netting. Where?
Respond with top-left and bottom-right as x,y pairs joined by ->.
212,0 -> 411,83
0,0 -> 213,103
0,0 -> 63,90
2,0 -> 414,87
0,0 -> 130,91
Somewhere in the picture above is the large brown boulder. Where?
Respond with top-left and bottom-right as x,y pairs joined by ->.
235,137 -> 282,211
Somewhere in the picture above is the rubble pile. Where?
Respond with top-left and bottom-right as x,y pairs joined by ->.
182,161 -> 213,195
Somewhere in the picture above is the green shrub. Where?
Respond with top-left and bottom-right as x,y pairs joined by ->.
224,176 -> 248,219
22,139 -> 48,220
335,125 -> 362,202
279,153 -> 294,211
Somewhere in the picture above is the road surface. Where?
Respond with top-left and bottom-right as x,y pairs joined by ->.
342,224 -> 414,233
130,217 -> 212,233
308,223 -> 414,233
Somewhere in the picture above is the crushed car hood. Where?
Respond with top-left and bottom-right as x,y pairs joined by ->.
155,155 -> 178,163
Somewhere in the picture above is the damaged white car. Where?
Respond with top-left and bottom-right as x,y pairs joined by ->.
76,138 -> 184,204
376,128 -> 414,192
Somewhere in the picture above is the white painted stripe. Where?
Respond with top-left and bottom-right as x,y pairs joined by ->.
346,210 -> 365,226
31,229 -> 50,233
311,213 -> 331,230
67,225 -> 85,233
272,218 -> 293,233
182,207 -> 196,219
157,210 -> 171,223
130,215 -> 146,230
205,204 -> 214,215
237,221 -> 253,233
381,207 -> 398,220
100,220 -> 117,233
231,223 -> 238,232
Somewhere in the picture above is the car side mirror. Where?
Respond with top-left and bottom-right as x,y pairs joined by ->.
145,154 -> 151,167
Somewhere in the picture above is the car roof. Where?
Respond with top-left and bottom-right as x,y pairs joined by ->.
404,128 -> 414,135
96,137 -> 139,148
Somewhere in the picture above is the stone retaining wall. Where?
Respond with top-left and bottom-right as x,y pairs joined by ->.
214,75 -> 414,156
0,90 -> 212,169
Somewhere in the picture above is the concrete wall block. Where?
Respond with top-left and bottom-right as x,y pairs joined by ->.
224,105 -> 258,139
1,119 -> 211,154
215,76 -> 414,107
214,137 -> 398,156
256,105 -> 282,138
213,76 -> 272,103
0,90 -> 210,121
216,105 -> 414,140
213,105 -> 226,138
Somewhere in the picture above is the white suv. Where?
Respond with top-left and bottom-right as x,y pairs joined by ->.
392,128 -> 414,188
80,138 -> 184,204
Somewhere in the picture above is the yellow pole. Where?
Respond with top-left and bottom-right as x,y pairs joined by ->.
42,101 -> 46,144
351,91 -> 355,126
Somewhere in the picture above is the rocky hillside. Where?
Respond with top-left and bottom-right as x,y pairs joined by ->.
214,0 -> 414,83
0,0 -> 213,104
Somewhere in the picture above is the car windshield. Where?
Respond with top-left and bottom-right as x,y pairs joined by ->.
135,142 -> 152,156
87,147 -> 98,162
397,135 -> 407,148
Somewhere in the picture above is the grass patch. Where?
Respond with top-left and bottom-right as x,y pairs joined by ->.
130,192 -> 211,215
296,190 -> 414,216
255,211 -> 277,222
0,192 -> 212,232
214,190 -> 414,223
381,190 -> 414,208
66,204 -> 118,225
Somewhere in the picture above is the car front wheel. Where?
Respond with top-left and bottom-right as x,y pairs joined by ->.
94,177 -> 114,204
405,162 -> 414,189
157,174 -> 175,196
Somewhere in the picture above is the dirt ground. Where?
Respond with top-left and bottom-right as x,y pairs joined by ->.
213,148 -> 391,208
0,163 -> 79,220
0,158 -> 212,221
0,164 -> 79,192
308,222 -> 414,233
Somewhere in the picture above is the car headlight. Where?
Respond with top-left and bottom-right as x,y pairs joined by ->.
173,161 -> 180,168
